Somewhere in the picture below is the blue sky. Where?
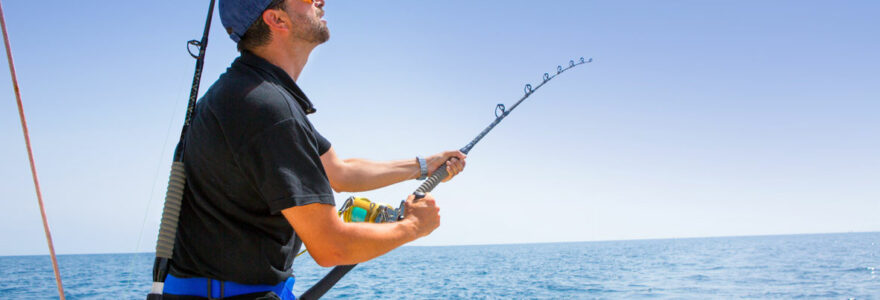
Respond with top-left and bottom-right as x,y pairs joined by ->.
1,1 -> 877,255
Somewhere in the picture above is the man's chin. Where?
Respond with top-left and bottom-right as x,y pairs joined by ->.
317,28 -> 330,44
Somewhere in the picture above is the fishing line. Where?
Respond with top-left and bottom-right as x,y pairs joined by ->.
299,57 -> 593,300
125,44 -> 193,293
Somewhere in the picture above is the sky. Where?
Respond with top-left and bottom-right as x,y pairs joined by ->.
0,0 -> 878,256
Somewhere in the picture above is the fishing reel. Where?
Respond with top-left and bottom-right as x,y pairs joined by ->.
338,196 -> 404,223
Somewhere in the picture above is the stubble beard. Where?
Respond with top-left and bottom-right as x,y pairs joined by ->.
292,9 -> 330,44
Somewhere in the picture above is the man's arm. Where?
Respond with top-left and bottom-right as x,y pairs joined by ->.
282,193 -> 440,267
320,147 -> 466,193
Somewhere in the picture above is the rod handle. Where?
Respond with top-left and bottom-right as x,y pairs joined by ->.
414,162 -> 450,193
299,265 -> 356,300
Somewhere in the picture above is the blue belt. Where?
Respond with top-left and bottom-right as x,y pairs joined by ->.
164,274 -> 295,299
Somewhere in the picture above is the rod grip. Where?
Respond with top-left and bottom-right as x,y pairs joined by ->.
415,162 -> 449,193
156,162 -> 185,259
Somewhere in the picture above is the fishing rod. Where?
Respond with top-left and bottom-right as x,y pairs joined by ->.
147,0 -> 215,299
299,56 -> 593,300
0,1 -> 66,299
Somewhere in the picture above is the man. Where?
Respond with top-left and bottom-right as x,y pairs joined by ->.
162,0 -> 467,299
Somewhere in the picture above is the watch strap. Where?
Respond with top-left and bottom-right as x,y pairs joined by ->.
416,156 -> 428,180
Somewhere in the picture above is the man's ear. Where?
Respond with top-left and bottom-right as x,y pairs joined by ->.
261,8 -> 289,32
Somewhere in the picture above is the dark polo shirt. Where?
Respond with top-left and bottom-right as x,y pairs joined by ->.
169,50 -> 334,285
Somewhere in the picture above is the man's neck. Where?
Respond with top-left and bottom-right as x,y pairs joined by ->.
249,41 -> 316,82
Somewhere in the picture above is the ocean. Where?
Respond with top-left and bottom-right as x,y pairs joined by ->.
1,232 -> 877,299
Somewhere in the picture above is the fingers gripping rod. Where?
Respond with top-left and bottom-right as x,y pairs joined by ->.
300,57 -> 592,300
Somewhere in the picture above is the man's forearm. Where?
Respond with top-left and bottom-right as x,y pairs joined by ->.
283,196 -> 439,268
331,158 -> 419,192
321,147 -> 465,192
329,219 -> 419,265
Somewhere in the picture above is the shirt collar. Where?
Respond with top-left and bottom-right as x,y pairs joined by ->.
238,50 -> 317,115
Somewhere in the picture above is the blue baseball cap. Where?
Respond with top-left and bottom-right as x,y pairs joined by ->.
219,0 -> 273,42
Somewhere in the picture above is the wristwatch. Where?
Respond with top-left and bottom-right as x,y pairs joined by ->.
416,156 -> 428,180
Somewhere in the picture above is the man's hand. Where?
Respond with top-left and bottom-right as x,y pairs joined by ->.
402,192 -> 440,238
425,151 -> 467,182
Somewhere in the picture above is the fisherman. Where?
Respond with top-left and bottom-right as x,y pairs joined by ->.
161,0 -> 466,299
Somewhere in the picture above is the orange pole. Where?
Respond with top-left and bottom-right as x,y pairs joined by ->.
0,1 -> 66,299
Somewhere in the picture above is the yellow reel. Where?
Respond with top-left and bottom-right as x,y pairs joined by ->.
338,196 -> 400,223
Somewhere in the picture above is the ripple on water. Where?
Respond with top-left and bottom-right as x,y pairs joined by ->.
685,274 -> 710,281
3,233 -> 880,299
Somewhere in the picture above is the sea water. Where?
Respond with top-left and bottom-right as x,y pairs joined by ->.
0,232 -> 877,299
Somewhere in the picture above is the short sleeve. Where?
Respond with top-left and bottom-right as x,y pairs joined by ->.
236,118 -> 335,213
315,130 -> 331,155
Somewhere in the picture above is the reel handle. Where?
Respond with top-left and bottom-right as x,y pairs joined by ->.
396,190 -> 428,221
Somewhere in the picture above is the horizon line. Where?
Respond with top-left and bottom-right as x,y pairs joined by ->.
2,230 -> 877,258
